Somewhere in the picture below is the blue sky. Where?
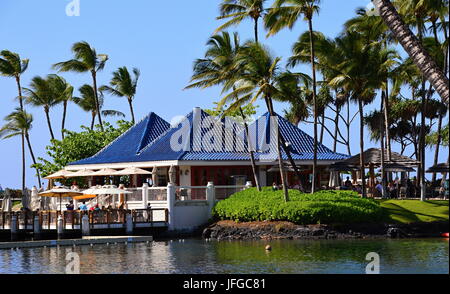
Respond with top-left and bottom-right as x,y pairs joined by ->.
0,0 -> 446,189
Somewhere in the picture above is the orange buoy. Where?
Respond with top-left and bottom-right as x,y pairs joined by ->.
441,233 -> 449,238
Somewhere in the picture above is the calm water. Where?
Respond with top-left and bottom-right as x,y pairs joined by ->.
0,238 -> 448,274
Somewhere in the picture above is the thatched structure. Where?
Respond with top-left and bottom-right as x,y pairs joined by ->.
426,163 -> 449,173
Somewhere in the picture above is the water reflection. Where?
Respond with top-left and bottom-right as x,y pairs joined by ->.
0,239 -> 447,274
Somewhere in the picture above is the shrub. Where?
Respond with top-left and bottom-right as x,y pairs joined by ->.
212,188 -> 384,225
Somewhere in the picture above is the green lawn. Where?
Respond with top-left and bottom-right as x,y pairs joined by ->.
378,200 -> 449,224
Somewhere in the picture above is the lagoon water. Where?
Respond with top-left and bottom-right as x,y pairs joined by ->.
0,238 -> 448,274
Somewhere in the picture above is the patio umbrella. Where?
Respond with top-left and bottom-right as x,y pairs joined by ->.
66,169 -> 97,178
89,168 -> 118,176
151,166 -> 158,187
426,163 -> 450,173
112,167 -> 152,176
383,163 -> 415,173
39,186 -> 83,211
1,189 -> 12,212
44,169 -> 75,179
328,171 -> 341,188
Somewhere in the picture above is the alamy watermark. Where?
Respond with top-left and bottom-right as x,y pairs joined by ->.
66,0 -> 80,17
65,251 -> 80,274
365,252 -> 380,274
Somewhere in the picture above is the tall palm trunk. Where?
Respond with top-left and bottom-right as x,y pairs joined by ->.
265,96 -> 289,201
308,17 -> 318,193
44,107 -> 55,140
374,0 -> 449,104
431,113 -> 443,183
91,71 -> 104,131
16,75 -> 27,204
417,20 -> 427,202
254,17 -> 259,43
90,112 -> 96,130
21,130 -> 26,207
128,98 -> 136,124
61,100 -> 68,140
333,107 -> 340,152
25,133 -> 42,189
239,107 -> 261,192
358,99 -> 366,198
380,93 -> 387,198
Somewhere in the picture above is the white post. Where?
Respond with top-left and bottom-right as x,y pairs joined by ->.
142,183 -> 149,208
57,215 -> 64,239
167,182 -> 176,231
33,215 -> 41,237
11,214 -> 18,241
206,182 -> 215,219
81,214 -> 90,236
126,213 -> 133,235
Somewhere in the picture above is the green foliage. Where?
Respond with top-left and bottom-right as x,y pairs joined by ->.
378,200 -> 449,224
212,188 -> 384,224
204,102 -> 258,119
427,124 -> 449,147
33,120 -> 132,183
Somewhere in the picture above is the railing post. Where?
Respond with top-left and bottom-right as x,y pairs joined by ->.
167,182 -> 176,231
57,214 -> 64,239
33,213 -> 41,239
81,213 -> 90,236
142,183 -> 149,208
11,213 -> 18,241
126,212 -> 133,235
206,182 -> 215,219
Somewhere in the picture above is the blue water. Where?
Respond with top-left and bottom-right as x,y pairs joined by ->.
0,238 -> 448,274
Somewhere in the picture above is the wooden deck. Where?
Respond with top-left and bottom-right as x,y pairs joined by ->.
0,208 -> 169,232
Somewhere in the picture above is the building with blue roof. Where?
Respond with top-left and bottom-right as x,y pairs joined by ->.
67,107 -> 349,189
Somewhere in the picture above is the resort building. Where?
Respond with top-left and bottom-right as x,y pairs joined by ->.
66,107 -> 349,193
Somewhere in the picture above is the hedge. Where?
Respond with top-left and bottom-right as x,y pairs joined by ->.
212,188 -> 384,225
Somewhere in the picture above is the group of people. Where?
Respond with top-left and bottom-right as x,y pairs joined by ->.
65,200 -> 127,212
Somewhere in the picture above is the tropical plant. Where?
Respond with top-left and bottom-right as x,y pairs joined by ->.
215,0 -> 267,42
47,74 -> 74,140
73,84 -> 125,130
0,50 -> 29,202
185,32 -> 262,191
0,108 -> 42,189
99,66 -> 140,124
53,41 -> 109,131
265,0 -> 321,193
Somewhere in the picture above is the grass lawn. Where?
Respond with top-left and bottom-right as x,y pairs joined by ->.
378,199 -> 449,224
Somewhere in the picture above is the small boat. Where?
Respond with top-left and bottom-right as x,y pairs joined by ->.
441,233 -> 449,238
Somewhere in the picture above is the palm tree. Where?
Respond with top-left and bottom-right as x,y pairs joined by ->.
372,0 -> 449,104
185,32 -> 262,191
23,76 -> 59,140
99,66 -> 140,124
215,0 -> 267,42
0,109 -> 42,190
0,50 -> 29,200
221,41 -> 290,200
53,41 -> 108,131
73,84 -> 125,130
47,75 -> 74,140
265,0 -> 321,193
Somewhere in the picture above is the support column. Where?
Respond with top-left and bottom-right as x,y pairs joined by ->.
33,215 -> 41,239
81,214 -> 90,236
206,182 -> 215,219
167,182 -> 176,231
142,183 -> 149,208
126,213 -> 133,235
11,214 -> 18,241
57,215 -> 64,239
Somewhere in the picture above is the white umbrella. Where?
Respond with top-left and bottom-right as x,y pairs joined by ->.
112,167 -> 152,176
66,169 -> 97,178
328,171 -> 341,188
83,185 -> 132,195
44,169 -> 75,179
1,189 -> 12,212
89,168 -> 118,176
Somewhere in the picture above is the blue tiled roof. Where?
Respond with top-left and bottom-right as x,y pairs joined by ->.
70,112 -> 170,165
69,108 -> 348,166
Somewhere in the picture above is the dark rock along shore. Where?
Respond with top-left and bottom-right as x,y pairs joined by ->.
202,220 -> 450,241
